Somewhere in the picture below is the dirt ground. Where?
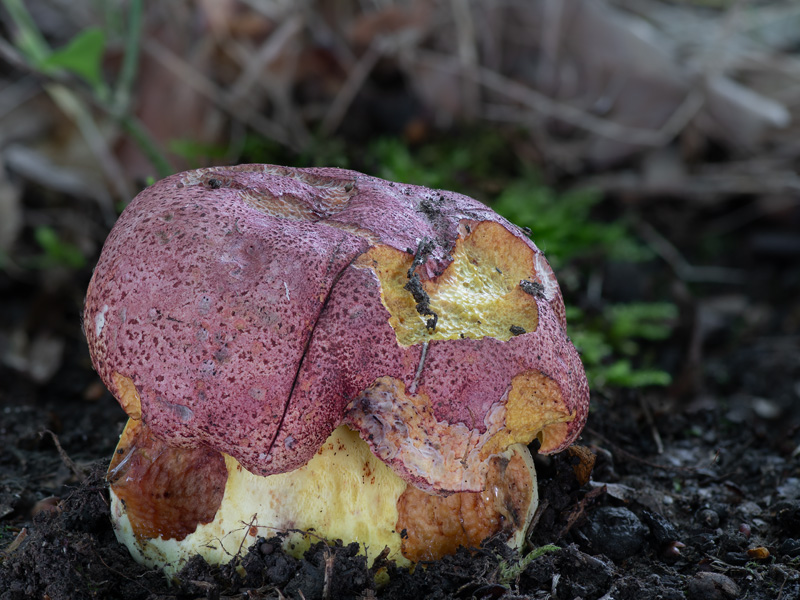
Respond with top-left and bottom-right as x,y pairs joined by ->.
1,179 -> 799,600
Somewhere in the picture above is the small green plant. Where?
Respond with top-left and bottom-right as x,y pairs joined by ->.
367,132 -> 514,193
498,544 -> 561,584
33,226 -> 86,269
567,303 -> 677,388
489,176 -> 676,388
491,178 -> 649,268
370,137 -> 470,190
39,27 -> 107,94
3,0 -> 172,178
168,139 -> 229,169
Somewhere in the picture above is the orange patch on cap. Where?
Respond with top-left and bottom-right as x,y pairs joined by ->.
482,371 -> 575,457
108,419 -> 227,541
112,373 -> 142,420
396,451 -> 533,562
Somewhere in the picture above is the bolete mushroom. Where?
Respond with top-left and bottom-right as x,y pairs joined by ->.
84,165 -> 589,576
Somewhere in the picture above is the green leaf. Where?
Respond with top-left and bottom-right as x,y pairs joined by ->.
498,544 -> 561,584
42,28 -> 106,88
34,226 -> 86,269
570,329 -> 613,366
599,359 -> 672,388
607,302 -> 678,342
168,139 -> 229,163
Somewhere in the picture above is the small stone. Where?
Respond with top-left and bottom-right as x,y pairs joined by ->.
779,538 -> 800,558
696,508 -> 720,528
581,507 -> 647,562
686,572 -> 740,600
723,551 -> 749,566
259,541 -> 274,555
641,510 -> 680,547
752,397 -> 781,419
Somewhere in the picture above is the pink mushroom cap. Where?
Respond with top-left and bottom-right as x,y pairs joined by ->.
84,164 -> 589,494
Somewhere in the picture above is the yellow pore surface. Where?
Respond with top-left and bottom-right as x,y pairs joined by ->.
357,221 -> 539,346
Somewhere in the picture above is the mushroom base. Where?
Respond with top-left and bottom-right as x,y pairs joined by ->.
108,419 -> 538,578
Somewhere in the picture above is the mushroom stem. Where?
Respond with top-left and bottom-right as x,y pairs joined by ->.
108,419 -> 538,577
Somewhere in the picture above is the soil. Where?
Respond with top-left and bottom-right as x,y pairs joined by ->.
1,188 -> 800,600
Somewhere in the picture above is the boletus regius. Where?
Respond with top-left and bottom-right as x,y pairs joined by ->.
84,165 -> 589,576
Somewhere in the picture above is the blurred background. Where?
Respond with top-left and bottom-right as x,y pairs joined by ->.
2,1 -> 800,597
1,0 -> 800,494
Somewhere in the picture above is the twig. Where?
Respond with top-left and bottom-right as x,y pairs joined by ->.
229,14 -> 305,105
415,49 -> 705,147
524,499 -> 549,547
0,75 -> 40,120
537,0 -> 564,92
236,514 -> 259,558
706,195 -> 800,236
42,429 -> 86,482
586,427 -> 699,474
580,169 -> 800,200
145,39 -> 297,150
45,84 -> 128,217
320,38 -> 382,136
218,12 -> 310,146
93,549 -> 159,596
701,0 -> 749,77
0,527 -> 27,557
635,220 -> 744,284
408,341 -> 429,395
322,545 -> 334,600
450,0 -> 480,118
556,484 -> 605,539
776,568 -> 789,600
639,396 -> 664,455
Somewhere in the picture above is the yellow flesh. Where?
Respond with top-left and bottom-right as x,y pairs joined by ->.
357,221 -> 539,346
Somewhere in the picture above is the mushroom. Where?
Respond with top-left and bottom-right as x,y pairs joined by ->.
84,165 -> 589,576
